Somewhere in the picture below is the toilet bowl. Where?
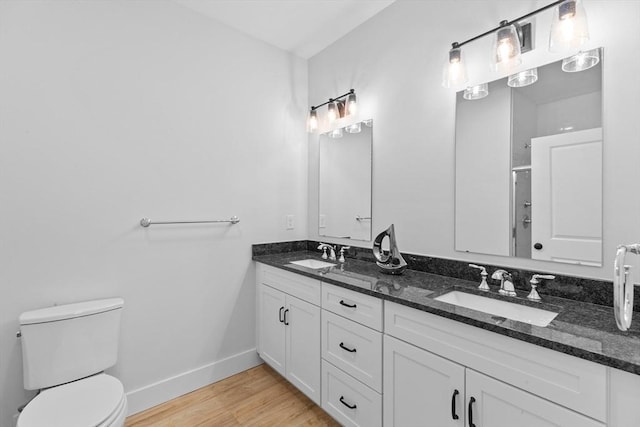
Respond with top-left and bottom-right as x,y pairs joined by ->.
17,373 -> 127,427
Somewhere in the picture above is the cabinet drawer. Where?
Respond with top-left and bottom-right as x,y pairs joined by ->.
257,263 -> 321,306
466,369 -> 605,427
322,283 -> 383,331
322,310 -> 382,392
321,360 -> 382,427
385,301 -> 607,422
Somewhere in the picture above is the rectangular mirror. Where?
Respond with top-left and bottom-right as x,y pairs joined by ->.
319,120 -> 373,241
455,49 -> 603,266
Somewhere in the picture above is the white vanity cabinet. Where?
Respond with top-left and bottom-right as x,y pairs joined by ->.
256,263 -> 640,427
320,283 -> 383,427
384,334 -> 465,426
256,264 -> 321,404
384,301 -> 607,427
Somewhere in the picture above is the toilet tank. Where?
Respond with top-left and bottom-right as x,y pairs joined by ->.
19,298 -> 124,390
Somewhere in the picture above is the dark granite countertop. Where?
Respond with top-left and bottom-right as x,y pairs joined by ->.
253,250 -> 640,376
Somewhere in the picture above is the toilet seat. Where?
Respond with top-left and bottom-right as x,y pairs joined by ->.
18,374 -> 127,427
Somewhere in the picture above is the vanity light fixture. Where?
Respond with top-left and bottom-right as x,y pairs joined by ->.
507,68 -> 538,87
327,100 -> 339,122
549,0 -> 590,53
493,21 -> 522,72
307,108 -> 318,132
463,83 -> 489,100
562,47 -> 600,72
307,89 -> 357,133
442,0 -> 590,88
442,43 -> 468,88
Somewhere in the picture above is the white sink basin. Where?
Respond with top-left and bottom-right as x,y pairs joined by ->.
435,291 -> 558,327
289,259 -> 336,269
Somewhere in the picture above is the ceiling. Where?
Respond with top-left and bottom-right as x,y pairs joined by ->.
173,0 -> 396,58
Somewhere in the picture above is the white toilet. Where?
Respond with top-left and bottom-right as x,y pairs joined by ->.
17,298 -> 127,427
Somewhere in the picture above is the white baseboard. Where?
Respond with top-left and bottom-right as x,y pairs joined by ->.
125,348 -> 262,416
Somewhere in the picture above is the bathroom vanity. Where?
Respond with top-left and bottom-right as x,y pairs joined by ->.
254,244 -> 640,427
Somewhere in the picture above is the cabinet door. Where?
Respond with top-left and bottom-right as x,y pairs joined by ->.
384,335 -> 465,427
286,295 -> 321,405
257,284 -> 286,376
465,370 -> 604,427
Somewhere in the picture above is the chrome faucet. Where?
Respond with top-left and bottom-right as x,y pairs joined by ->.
491,269 -> 516,297
317,243 -> 336,261
527,274 -> 555,301
469,264 -> 490,291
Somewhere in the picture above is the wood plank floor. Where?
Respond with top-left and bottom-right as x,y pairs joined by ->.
125,364 -> 340,427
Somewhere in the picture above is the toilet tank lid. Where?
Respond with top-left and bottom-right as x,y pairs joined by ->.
20,298 -> 124,325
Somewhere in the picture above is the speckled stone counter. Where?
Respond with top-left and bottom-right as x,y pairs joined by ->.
253,249 -> 640,376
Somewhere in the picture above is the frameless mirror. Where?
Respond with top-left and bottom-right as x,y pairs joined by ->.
455,49 -> 603,266
319,120 -> 373,241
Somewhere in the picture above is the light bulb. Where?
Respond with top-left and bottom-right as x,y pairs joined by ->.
463,84 -> 489,100
442,45 -> 468,88
507,68 -> 538,87
549,0 -> 589,53
307,109 -> 318,132
329,128 -> 343,139
562,48 -> 600,72
493,23 -> 522,72
346,92 -> 357,115
345,122 -> 361,133
327,100 -> 338,122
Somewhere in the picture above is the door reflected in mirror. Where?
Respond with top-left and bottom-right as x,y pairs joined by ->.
455,49 -> 602,266
319,120 -> 373,241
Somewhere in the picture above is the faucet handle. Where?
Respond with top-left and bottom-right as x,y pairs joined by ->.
469,264 -> 490,291
531,274 -> 555,284
339,246 -> 351,263
318,243 -> 329,259
528,274 -> 555,301
469,264 -> 487,275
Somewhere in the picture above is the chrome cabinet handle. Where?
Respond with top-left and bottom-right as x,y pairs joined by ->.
283,309 -> 289,325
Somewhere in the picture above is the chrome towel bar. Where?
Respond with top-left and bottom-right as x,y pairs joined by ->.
140,216 -> 240,227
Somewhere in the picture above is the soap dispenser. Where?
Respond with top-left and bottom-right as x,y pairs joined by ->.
372,224 -> 407,275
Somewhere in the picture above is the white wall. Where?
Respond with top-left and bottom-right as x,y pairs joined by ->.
308,0 -> 640,281
0,1 -> 307,424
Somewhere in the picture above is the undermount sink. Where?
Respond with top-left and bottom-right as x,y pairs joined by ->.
435,291 -> 559,327
289,259 -> 336,269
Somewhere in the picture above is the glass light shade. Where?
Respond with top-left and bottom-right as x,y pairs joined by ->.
345,122 -> 362,133
307,109 -> 318,132
328,128 -> 343,139
442,46 -> 468,88
493,24 -> 522,72
562,48 -> 600,72
507,68 -> 538,87
549,0 -> 589,53
327,101 -> 338,122
346,92 -> 357,115
463,84 -> 489,100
